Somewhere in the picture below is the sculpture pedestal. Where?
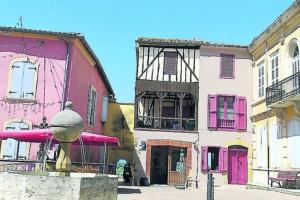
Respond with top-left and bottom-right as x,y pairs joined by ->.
56,142 -> 72,176
0,172 -> 118,200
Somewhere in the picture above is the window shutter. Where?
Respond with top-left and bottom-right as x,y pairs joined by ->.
219,147 -> 228,172
102,96 -> 109,122
234,96 -> 247,130
208,95 -> 217,128
201,146 -> 208,172
87,88 -> 92,124
220,54 -> 235,78
23,62 -> 37,99
10,63 -> 23,98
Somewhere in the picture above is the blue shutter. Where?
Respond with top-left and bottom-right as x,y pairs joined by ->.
22,61 -> 37,99
102,96 -> 109,122
10,62 -> 23,98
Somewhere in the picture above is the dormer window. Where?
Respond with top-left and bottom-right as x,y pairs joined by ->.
163,52 -> 178,75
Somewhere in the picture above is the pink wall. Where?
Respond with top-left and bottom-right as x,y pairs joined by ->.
0,34 -> 110,163
0,35 -> 66,159
67,43 -> 108,162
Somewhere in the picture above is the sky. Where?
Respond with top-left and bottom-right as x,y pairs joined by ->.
0,0 -> 295,102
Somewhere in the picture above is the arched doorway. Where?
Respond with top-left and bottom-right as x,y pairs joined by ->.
227,145 -> 248,185
116,159 -> 129,177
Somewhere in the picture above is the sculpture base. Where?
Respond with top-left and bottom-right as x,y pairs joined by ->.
0,172 -> 118,200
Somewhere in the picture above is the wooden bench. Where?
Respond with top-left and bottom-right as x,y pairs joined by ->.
269,171 -> 300,188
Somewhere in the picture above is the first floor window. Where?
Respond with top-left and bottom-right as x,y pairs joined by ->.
270,53 -> 279,85
9,59 -> 37,99
87,86 -> 97,126
208,95 -> 246,130
258,62 -> 264,97
3,122 -> 29,160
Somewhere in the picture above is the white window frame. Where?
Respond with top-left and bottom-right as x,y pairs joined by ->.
270,52 -> 279,85
2,120 -> 30,160
258,62 -> 265,98
7,57 -> 39,100
87,86 -> 97,126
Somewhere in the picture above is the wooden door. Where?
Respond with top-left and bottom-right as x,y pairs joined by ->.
228,149 -> 248,185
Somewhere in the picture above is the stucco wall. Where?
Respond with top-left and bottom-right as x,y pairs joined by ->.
0,35 -> 66,160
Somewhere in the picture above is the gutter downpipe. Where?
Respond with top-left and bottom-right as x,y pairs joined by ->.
61,38 -> 71,111
265,41 -> 270,185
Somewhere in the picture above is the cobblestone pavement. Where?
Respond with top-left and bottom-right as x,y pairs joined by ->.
117,185 -> 299,200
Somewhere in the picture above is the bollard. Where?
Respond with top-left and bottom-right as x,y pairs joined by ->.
207,171 -> 214,200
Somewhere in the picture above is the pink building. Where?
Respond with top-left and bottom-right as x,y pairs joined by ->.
0,27 -> 114,163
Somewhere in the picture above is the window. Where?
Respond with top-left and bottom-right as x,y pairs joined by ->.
3,122 -> 29,160
270,53 -> 279,85
220,54 -> 235,79
163,52 -> 178,75
101,96 -> 109,122
287,117 -> 300,168
8,59 -> 37,99
292,46 -> 300,87
256,126 -> 267,168
87,86 -> 97,126
258,62 -> 265,97
287,117 -> 300,137
171,148 -> 187,171
208,95 -> 246,130
201,146 -> 227,173
270,123 -> 282,168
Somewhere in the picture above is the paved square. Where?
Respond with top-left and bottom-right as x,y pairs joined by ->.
118,185 -> 299,200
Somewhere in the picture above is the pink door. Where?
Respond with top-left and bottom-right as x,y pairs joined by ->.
228,149 -> 248,185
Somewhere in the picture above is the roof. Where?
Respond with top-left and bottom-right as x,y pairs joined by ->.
136,37 -> 248,48
0,26 -> 114,96
249,0 -> 300,50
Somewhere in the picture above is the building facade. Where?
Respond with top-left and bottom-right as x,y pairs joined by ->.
133,38 -> 252,186
0,27 -> 114,163
104,102 -> 135,176
250,0 -> 300,186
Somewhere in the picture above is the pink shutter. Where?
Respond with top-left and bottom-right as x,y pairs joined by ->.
234,96 -> 247,130
208,95 -> 217,128
201,146 -> 208,172
219,147 -> 228,172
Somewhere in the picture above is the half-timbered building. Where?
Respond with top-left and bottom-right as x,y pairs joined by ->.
133,38 -> 253,187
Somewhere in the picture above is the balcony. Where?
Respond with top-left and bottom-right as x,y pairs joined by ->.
217,119 -> 235,129
137,116 -> 196,131
266,72 -> 300,107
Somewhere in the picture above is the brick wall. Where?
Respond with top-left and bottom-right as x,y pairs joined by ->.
146,139 -> 192,185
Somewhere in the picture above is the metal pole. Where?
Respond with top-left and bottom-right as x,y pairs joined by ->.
103,142 -> 107,174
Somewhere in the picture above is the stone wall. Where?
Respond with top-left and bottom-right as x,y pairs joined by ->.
0,172 -> 118,200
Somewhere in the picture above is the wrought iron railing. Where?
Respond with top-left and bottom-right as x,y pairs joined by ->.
266,72 -> 300,106
137,116 -> 196,131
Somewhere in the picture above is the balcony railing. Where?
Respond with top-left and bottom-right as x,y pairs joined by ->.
137,116 -> 196,131
218,119 -> 235,129
266,72 -> 300,106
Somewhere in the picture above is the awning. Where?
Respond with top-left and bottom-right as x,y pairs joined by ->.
0,129 -> 119,146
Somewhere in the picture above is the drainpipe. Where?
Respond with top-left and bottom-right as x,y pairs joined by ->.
264,42 -> 270,185
61,39 -> 71,111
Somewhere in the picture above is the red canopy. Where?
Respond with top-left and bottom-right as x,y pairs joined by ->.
0,129 -> 119,146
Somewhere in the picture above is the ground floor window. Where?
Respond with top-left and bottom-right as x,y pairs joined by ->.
171,148 -> 187,171
201,146 -> 227,173
208,147 -> 219,171
3,121 -> 29,160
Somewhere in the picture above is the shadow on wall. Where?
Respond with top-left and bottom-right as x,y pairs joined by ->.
105,102 -> 147,180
